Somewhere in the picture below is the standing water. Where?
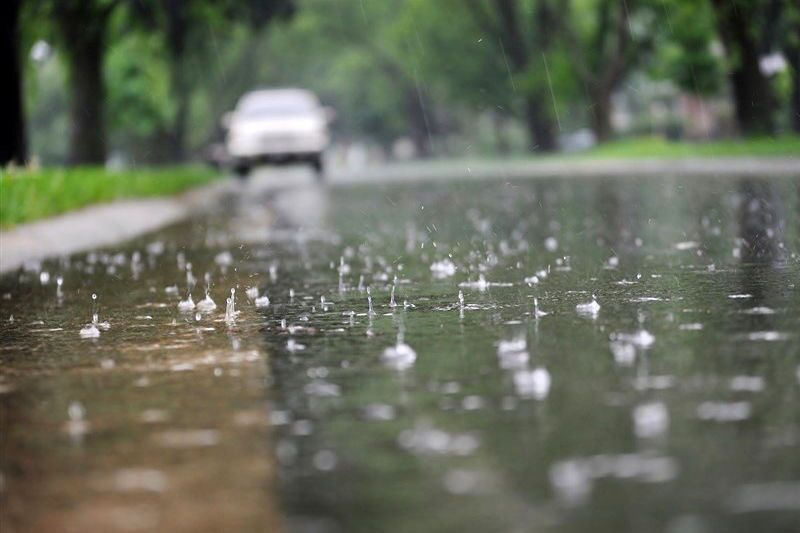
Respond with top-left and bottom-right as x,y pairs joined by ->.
1,174 -> 799,533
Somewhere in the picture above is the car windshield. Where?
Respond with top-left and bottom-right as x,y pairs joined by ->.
238,92 -> 316,117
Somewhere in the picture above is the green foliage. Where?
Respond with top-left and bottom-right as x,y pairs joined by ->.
0,166 -> 218,227
579,135 -> 800,158
18,0 -> 800,161
650,0 -> 723,95
106,32 -> 176,138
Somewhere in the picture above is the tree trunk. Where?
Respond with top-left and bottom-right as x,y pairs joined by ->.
590,88 -> 613,143
58,5 -> 109,165
785,14 -> 800,134
491,112 -> 510,154
789,46 -> 800,134
491,0 -> 558,152
524,97 -> 557,152
711,0 -> 775,136
404,86 -> 432,158
170,69 -> 189,161
165,0 -> 189,161
0,0 -> 27,166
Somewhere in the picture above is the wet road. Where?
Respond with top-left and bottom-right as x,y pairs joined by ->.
1,168 -> 800,532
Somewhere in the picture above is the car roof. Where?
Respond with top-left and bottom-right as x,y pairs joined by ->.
237,89 -> 319,110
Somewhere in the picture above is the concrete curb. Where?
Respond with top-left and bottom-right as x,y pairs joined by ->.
0,178 -> 236,274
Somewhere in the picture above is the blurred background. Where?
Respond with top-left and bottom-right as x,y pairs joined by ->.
2,0 -> 799,168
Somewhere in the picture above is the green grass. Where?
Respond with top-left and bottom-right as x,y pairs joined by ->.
578,135 -> 800,159
0,166 -> 219,228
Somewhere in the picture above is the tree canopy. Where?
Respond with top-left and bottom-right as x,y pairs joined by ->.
6,0 -> 799,166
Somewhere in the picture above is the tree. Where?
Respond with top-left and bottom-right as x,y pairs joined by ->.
275,0 -> 442,156
463,0 -> 560,151
1,0 -> 28,166
780,0 -> 800,133
561,0 -> 656,142
709,0 -> 776,135
130,0 -> 295,161
49,0 -> 123,165
650,0 -> 722,97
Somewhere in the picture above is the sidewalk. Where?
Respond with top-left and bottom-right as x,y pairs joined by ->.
0,179 -> 236,274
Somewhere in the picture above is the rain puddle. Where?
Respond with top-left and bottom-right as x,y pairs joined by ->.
1,174 -> 799,532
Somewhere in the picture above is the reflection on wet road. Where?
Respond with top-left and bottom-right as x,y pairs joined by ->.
2,169 -> 799,532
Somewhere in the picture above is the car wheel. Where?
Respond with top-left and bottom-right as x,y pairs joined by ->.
233,164 -> 250,179
310,155 -> 324,179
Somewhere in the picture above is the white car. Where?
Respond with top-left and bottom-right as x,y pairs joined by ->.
223,89 -> 332,178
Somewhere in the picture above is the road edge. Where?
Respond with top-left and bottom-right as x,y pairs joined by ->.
0,178 -> 236,274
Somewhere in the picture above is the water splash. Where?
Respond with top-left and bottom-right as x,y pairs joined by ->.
430,258 -> 457,278
56,276 -> 64,300
381,327 -> 416,370
398,420 -> 479,456
286,339 -> 306,352
367,287 -> 374,315
186,262 -> 196,289
79,293 -> 108,338
576,294 -> 600,317
246,286 -> 260,299
196,272 -> 217,312
177,292 -> 195,312
225,288 -> 237,324
533,297 -> 548,318
633,402 -> 669,438
389,277 -> 398,308
255,290 -> 271,308
64,401 -> 90,438
458,274 -> 512,291
459,274 -> 489,291
338,256 -> 350,291
513,367 -> 551,399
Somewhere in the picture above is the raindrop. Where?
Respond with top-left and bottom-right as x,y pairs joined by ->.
79,293 -> 106,338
